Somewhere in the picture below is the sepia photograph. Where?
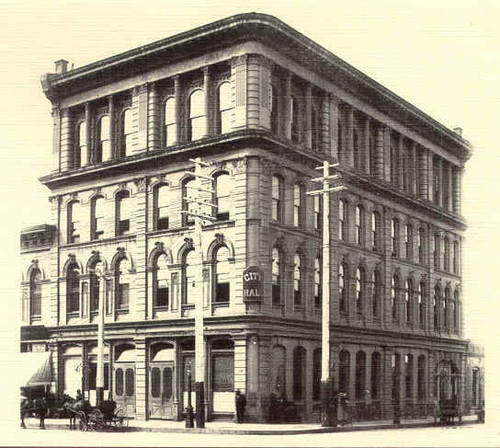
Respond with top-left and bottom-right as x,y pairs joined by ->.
1,1 -> 498,446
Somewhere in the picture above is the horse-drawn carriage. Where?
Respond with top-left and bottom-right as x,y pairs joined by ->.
63,396 -> 128,431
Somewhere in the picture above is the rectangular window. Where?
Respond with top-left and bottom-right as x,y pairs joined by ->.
212,354 -> 234,392
314,195 -> 321,231
293,184 -> 302,227
272,176 -> 281,222
117,283 -> 129,310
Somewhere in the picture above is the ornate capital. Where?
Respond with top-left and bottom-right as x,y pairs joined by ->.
134,178 -> 147,193
233,158 -> 247,174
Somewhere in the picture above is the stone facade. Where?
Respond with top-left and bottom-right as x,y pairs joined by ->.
21,13 -> 483,423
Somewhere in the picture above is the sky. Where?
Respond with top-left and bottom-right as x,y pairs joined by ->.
0,0 -> 498,437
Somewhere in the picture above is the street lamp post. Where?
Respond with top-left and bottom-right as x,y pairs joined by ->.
185,362 -> 194,428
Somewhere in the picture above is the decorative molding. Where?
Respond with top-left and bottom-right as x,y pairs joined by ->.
184,238 -> 194,250
233,158 -> 247,174
215,233 -> 224,246
134,178 -> 147,193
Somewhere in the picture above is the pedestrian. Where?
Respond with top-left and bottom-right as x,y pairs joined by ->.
235,389 -> 247,423
76,389 -> 83,402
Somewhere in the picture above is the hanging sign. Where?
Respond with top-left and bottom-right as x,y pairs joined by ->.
242,266 -> 264,303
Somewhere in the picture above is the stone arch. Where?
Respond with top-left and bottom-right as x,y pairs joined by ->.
148,241 -> 174,269
85,250 -> 108,274
206,233 -> 235,261
25,259 -> 47,283
110,247 -> 134,273
62,254 -> 84,276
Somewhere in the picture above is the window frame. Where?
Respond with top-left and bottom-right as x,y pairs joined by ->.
91,196 -> 105,241
115,190 -> 131,237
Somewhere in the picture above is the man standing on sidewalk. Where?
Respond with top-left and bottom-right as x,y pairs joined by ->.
235,390 -> 247,423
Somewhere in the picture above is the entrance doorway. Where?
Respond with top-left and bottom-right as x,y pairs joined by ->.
149,344 -> 176,419
114,344 -> 135,417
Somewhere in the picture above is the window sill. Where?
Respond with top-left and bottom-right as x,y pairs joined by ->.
63,233 -> 136,249
182,303 -> 195,310
212,302 -> 229,308
154,306 -> 169,312
116,308 -> 129,315
67,312 -> 79,319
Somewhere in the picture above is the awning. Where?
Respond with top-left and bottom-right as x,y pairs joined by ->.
20,352 -> 52,388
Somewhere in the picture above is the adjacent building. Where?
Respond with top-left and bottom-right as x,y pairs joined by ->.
20,13 -> 484,422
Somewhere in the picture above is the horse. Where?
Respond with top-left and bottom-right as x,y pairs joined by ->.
20,397 -> 48,429
61,395 -> 92,430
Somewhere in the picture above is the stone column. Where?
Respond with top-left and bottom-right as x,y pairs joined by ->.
85,102 -> 92,164
427,152 -> 434,203
397,134 -> 404,190
304,84 -> 312,149
259,56 -> 273,130
108,95 -> 115,159
60,108 -> 73,171
244,335 -> 260,420
410,141 -> 417,197
437,157 -> 443,207
364,117 -> 371,174
147,83 -> 159,150
320,93 -> 331,155
346,105 -> 354,167
383,127 -> 392,183
348,347 -> 356,400
232,55 -> 248,130
203,67 -> 211,137
52,106 -> 62,172
134,338 -> 147,420
418,147 -> 429,200
174,75 -> 182,143
382,348 -> 393,419
282,73 -> 292,140
330,97 -> 340,161
375,126 -> 385,180
447,163 -> 453,212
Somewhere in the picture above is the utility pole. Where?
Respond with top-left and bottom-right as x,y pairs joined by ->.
183,157 -> 216,428
307,161 -> 344,427
95,262 -> 106,407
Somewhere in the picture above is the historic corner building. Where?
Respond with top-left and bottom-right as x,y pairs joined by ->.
20,13 -> 484,423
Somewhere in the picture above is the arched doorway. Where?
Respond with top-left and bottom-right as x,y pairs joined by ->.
435,360 -> 460,406
149,343 -> 176,419
114,344 -> 135,417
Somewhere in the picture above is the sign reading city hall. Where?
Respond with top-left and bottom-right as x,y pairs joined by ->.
242,266 -> 263,303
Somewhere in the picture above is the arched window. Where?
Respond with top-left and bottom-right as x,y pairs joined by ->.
314,258 -> 321,310
154,184 -> 170,230
312,348 -> 322,401
391,275 -> 399,320
293,184 -> 303,227
355,351 -> 366,399
314,195 -> 322,232
154,254 -> 169,309
405,223 -> 413,259
215,173 -> 232,221
339,263 -> 347,313
291,95 -> 299,143
339,199 -> 347,241
371,352 -> 381,399
355,267 -> 364,315
434,286 -> 440,331
75,121 -> 87,168
182,178 -> 195,227
293,346 -> 306,401
214,246 -> 231,303
405,279 -> 412,323
418,282 -> 426,328
443,287 -> 450,331
372,269 -> 381,318
355,205 -> 364,246
183,250 -> 196,305
371,211 -> 381,251
115,257 -> 130,312
91,196 -> 105,240
339,350 -> 350,394
188,90 -> 205,141
116,191 -> 131,236
293,254 -> 302,306
120,109 -> 134,157
272,176 -> 282,222
444,238 -> 450,272
418,228 -> 426,264
67,201 -> 81,244
89,267 -> 100,314
272,248 -> 281,306
433,233 -> 440,269
453,241 -> 459,274
216,82 -> 232,134
391,218 -> 400,257
405,354 -> 413,398
163,97 -> 176,147
96,115 -> 111,162
353,129 -> 361,170
67,262 -> 80,314
418,355 -> 426,401
453,290 -> 459,333
30,269 -> 42,319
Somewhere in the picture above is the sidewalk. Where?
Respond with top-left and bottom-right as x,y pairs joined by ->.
24,414 -> 481,435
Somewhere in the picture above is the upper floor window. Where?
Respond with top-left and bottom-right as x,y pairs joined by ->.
30,269 -> 42,319
183,250 -> 196,305
372,211 -> 381,251
272,248 -> 281,306
89,268 -> 99,314
355,205 -> 365,246
215,173 -> 232,221
216,82 -> 232,134
120,109 -> 134,158
391,218 -> 400,257
163,97 -> 177,147
418,228 -> 426,264
355,267 -> 365,315
291,95 -> 299,143
188,90 -> 205,141
293,184 -> 303,227
67,201 -> 81,244
116,191 -> 131,236
353,129 -> 361,170
433,161 -> 440,204
311,102 -> 321,150
154,184 -> 170,231
368,130 -> 376,174
434,286 -> 440,331
339,199 -> 347,241
391,275 -> 399,320
270,83 -> 279,134
272,176 -> 282,222
372,269 -> 381,318
293,254 -> 302,307
182,178 -> 195,227
337,118 -> 343,161
67,262 -> 80,314
433,233 -> 440,269
453,241 -> 459,274
154,254 -> 170,309
91,196 -> 105,240
390,144 -> 398,185
402,147 -> 409,192
75,121 -> 87,168
96,115 -> 111,162
115,257 -> 130,312
405,279 -> 412,323
314,257 -> 321,309
443,288 -> 451,331
214,246 -> 231,303
443,238 -> 450,272
418,282 -> 426,328
339,263 -> 347,313
405,223 -> 413,260
453,290 -> 459,332
314,195 -> 322,232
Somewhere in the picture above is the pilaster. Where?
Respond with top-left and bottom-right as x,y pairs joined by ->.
147,83 -> 160,150
231,55 -> 248,130
134,337 -> 147,420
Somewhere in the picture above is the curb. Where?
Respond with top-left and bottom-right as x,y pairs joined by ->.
23,419 -> 481,435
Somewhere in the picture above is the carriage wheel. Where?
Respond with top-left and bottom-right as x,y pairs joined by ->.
89,409 -> 105,431
113,407 -> 128,427
77,411 -> 88,431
